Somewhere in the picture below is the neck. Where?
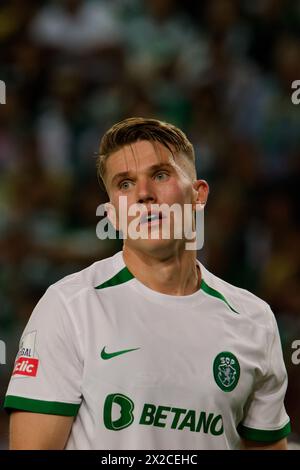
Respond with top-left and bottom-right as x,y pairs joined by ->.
122,244 -> 201,296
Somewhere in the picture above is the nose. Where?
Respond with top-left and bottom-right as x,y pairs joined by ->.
135,178 -> 156,204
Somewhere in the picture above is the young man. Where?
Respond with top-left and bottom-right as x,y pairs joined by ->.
4,118 -> 290,449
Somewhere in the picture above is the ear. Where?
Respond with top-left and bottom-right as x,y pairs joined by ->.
192,180 -> 209,210
104,202 -> 118,230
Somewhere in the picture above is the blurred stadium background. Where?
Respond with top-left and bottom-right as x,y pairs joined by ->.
0,0 -> 300,449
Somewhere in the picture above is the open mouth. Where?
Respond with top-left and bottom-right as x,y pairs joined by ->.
140,211 -> 164,225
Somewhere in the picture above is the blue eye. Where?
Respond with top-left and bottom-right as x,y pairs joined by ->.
119,180 -> 133,190
155,172 -> 169,181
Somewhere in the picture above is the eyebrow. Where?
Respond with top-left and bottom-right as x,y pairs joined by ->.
110,163 -> 174,186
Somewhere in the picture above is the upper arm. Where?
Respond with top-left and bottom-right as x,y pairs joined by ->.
238,305 -> 291,444
10,411 -> 74,450
241,437 -> 288,450
4,287 -> 82,446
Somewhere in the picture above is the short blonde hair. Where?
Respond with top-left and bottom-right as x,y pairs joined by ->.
97,117 -> 196,189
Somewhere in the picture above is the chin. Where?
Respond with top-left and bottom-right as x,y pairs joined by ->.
126,237 -> 184,258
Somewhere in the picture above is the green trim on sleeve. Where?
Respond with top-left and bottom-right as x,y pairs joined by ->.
3,395 -> 81,417
237,421 -> 291,442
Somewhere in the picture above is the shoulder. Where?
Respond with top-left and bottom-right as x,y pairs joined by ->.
200,263 -> 274,328
26,251 -> 124,331
48,250 -> 124,304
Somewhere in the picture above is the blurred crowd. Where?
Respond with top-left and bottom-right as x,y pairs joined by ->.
0,0 -> 300,448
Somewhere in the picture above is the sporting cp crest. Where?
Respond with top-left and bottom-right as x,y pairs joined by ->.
213,352 -> 240,392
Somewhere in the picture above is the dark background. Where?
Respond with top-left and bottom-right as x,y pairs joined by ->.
0,0 -> 300,449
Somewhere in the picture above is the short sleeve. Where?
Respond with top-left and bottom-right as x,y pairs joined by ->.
237,305 -> 291,442
4,286 -> 83,416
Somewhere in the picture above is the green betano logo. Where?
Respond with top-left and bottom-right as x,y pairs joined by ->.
103,393 -> 223,435
104,393 -> 134,430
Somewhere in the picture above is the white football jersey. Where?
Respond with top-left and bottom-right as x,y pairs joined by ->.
4,251 -> 290,449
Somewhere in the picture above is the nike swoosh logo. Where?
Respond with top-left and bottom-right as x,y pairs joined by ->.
101,346 -> 140,360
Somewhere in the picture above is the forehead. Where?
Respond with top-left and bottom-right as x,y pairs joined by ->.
106,140 -> 175,179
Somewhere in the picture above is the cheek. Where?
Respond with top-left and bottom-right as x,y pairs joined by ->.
158,180 -> 191,204
108,195 -> 122,223
111,194 -> 137,222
